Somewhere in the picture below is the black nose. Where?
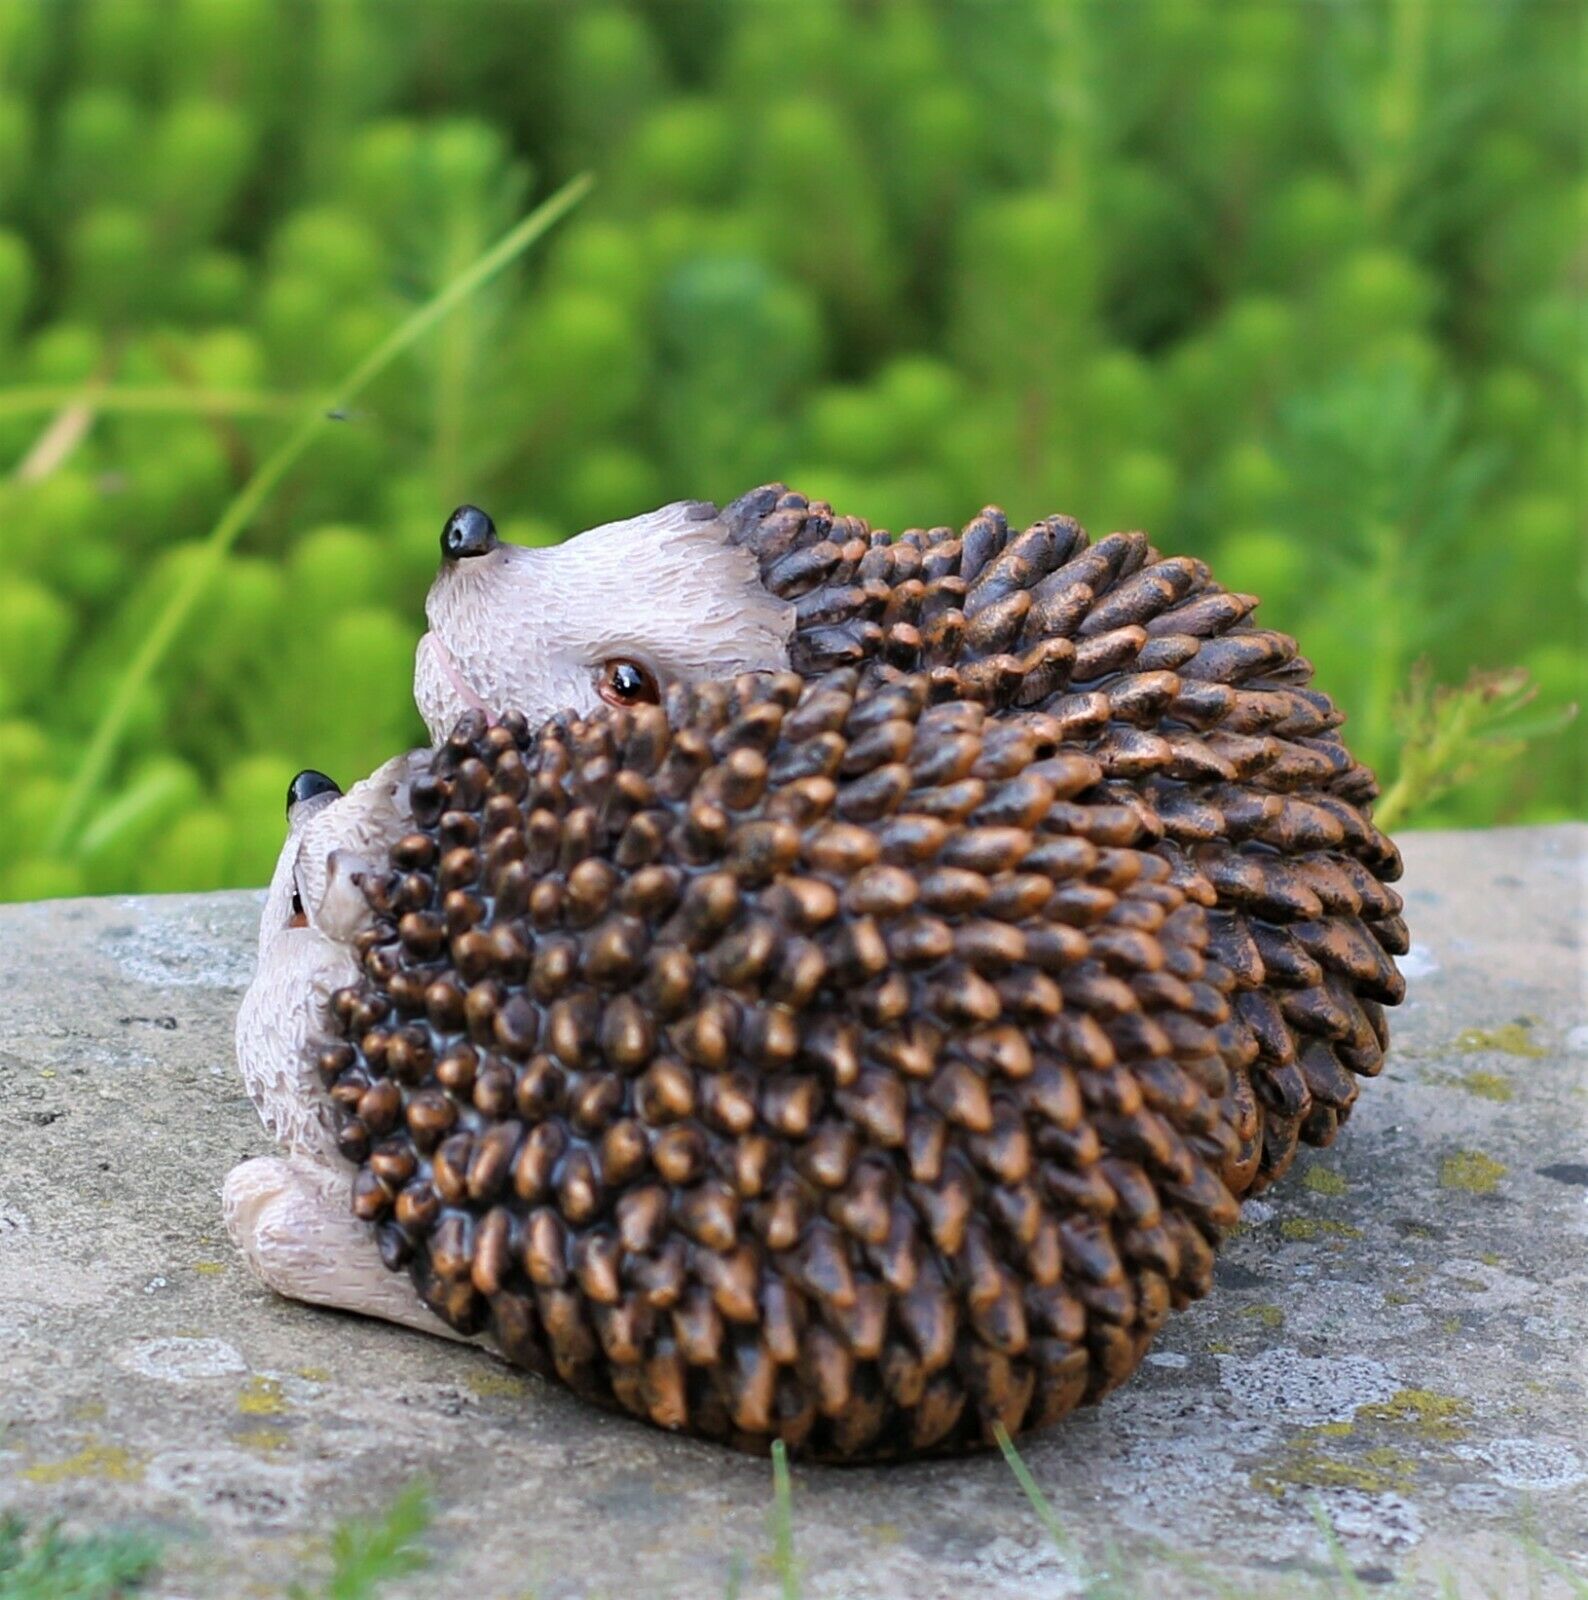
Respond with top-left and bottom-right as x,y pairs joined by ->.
286,769 -> 341,816
441,504 -> 498,561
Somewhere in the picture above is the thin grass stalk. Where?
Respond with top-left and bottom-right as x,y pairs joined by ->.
992,1423 -> 1079,1562
1308,1500 -> 1370,1600
770,1440 -> 799,1600
1366,0 -> 1432,224
45,172 -> 593,856
1519,1539 -> 1588,1600
0,386 -> 309,421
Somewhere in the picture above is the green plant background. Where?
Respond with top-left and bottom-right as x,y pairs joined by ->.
0,0 -> 1580,903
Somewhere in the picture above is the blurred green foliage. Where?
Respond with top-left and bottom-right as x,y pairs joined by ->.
0,0 -> 1580,901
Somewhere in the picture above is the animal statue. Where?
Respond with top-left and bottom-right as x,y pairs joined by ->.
227,486 -> 1405,1460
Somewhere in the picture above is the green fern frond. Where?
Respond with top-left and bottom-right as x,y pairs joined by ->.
1377,663 -> 1578,831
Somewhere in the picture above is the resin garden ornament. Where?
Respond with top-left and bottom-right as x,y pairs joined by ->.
227,485 -> 1407,1462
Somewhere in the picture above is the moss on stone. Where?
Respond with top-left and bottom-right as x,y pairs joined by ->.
1240,1304 -> 1285,1329
236,1426 -> 292,1453
1280,1218 -> 1364,1241
1457,1071 -> 1514,1100
22,1442 -> 143,1484
466,1370 -> 531,1399
237,1376 -> 287,1416
1302,1167 -> 1349,1196
1440,1150 -> 1507,1193
1456,1023 -> 1546,1057
1357,1388 -> 1472,1441
1255,1385 -> 1483,1501
1252,1441 -> 1417,1498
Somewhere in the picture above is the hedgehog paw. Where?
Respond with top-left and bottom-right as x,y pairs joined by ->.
222,1155 -> 471,1342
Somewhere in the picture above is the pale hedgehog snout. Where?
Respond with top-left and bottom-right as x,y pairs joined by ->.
253,485 -> 1407,1463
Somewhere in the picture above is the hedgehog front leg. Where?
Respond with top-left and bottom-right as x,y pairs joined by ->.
223,1155 -> 469,1339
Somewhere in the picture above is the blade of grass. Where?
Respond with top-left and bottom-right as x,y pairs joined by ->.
285,1479 -> 432,1600
13,394 -> 100,482
1519,1538 -> 1588,1600
992,1422 -> 1079,1562
769,1440 -> 799,1600
324,1479 -> 431,1600
76,762 -> 197,857
45,171 -> 593,856
1308,1500 -> 1370,1600
9,356 -> 116,483
1150,1543 -> 1265,1600
0,386 -> 309,421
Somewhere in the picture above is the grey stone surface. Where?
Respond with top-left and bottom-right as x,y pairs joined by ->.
0,825 -> 1583,1599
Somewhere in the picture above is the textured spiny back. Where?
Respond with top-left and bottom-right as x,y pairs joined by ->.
327,680 -> 1248,1461
723,486 -> 1407,1182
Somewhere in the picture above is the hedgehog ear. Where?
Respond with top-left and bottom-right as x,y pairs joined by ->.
315,848 -> 375,942
286,769 -> 342,834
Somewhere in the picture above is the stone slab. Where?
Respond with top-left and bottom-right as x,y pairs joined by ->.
0,825 -> 1583,1598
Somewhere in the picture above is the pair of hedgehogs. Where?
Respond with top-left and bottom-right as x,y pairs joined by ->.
229,485 -> 1407,1463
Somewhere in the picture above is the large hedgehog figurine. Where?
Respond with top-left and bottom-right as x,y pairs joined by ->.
227,486 -> 1406,1462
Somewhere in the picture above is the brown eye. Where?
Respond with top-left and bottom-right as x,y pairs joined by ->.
599,658 -> 660,707
288,887 -> 308,929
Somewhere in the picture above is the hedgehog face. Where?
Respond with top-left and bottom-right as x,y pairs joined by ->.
260,754 -> 425,955
240,752 -> 431,1159
415,499 -> 796,744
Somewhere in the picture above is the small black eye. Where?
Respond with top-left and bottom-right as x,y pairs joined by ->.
289,887 -> 306,927
599,658 -> 660,707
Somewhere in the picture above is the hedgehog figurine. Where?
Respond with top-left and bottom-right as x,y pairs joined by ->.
227,486 -> 1406,1462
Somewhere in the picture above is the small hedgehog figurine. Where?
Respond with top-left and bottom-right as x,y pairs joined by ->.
228,487 -> 1406,1462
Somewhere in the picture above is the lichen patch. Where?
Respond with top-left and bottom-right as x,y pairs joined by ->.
1356,1389 -> 1472,1442
1215,1349 -> 1399,1425
1252,1439 -> 1417,1498
1240,1304 -> 1285,1330
1455,1071 -> 1514,1101
1280,1218 -> 1364,1241
237,1376 -> 288,1416
1455,1022 -> 1546,1058
1302,1167 -> 1348,1196
1454,1437 -> 1585,1492
235,1427 -> 292,1454
466,1369 -> 530,1400
1439,1150 -> 1507,1193
22,1440 -> 143,1484
116,1336 -> 247,1383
